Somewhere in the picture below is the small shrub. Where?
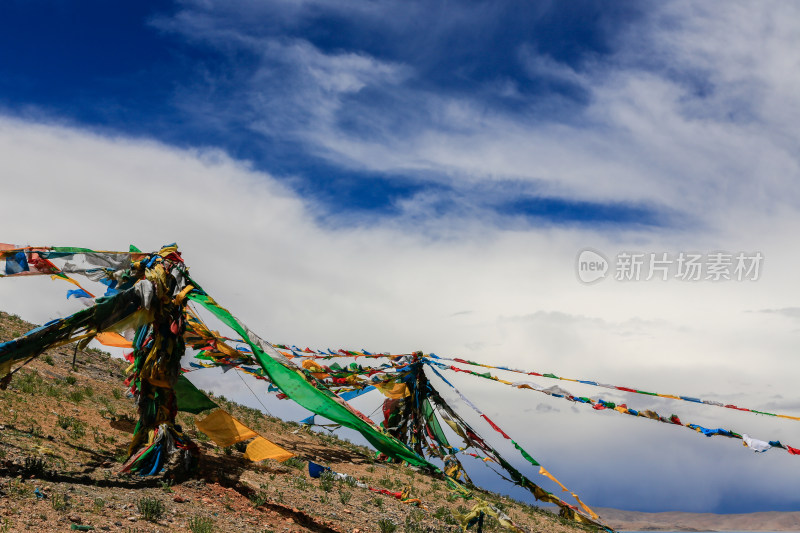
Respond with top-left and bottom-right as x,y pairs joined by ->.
69,420 -> 86,439
404,510 -> 425,533
58,415 -> 86,439
378,518 -> 397,533
284,457 -> 305,470
8,478 -> 31,498
57,415 -> 73,430
51,493 -> 68,512
112,388 -> 122,400
43,355 -> 54,366
98,406 -> 117,420
137,497 -> 165,522
188,516 -> 215,533
338,490 -> 352,505
250,491 -> 269,507
67,390 -> 85,403
19,373 -> 41,394
22,456 -> 47,477
292,476 -> 311,491
434,506 -> 457,525
319,471 -> 335,492
372,497 -> 384,509
93,497 -> 105,511
64,376 -> 77,385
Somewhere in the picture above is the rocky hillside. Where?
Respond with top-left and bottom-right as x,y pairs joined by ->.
0,311 -> 595,533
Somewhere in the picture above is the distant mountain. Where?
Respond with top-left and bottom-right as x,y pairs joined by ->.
597,507 -> 800,531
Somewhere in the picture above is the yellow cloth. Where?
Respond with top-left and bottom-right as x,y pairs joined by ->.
459,501 -> 524,533
95,331 -> 133,348
197,410 -> 293,462
640,410 -> 661,420
51,273 -> 82,286
570,492 -> 600,520
374,381 -> 410,399
196,409 -> 258,447
243,436 -> 294,462
538,466 -> 599,520
302,359 -> 326,373
0,359 -> 11,378
539,466 -> 569,492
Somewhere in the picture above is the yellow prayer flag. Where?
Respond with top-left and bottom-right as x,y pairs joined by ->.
195,409 -> 257,447
243,436 -> 294,463
570,492 -> 600,520
539,466 -> 568,492
95,332 -> 133,348
374,381 -> 410,399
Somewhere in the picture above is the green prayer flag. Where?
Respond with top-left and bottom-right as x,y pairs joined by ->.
175,374 -> 218,414
423,398 -> 450,448
511,439 -> 540,466
187,291 -> 436,469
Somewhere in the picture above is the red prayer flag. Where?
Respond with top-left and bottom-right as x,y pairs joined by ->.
481,415 -> 511,439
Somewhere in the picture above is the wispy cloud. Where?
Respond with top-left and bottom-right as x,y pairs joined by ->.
144,1 -> 800,232
755,307 -> 800,319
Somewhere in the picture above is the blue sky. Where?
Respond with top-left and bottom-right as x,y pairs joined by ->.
0,0 -> 665,226
2,0 -> 800,517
